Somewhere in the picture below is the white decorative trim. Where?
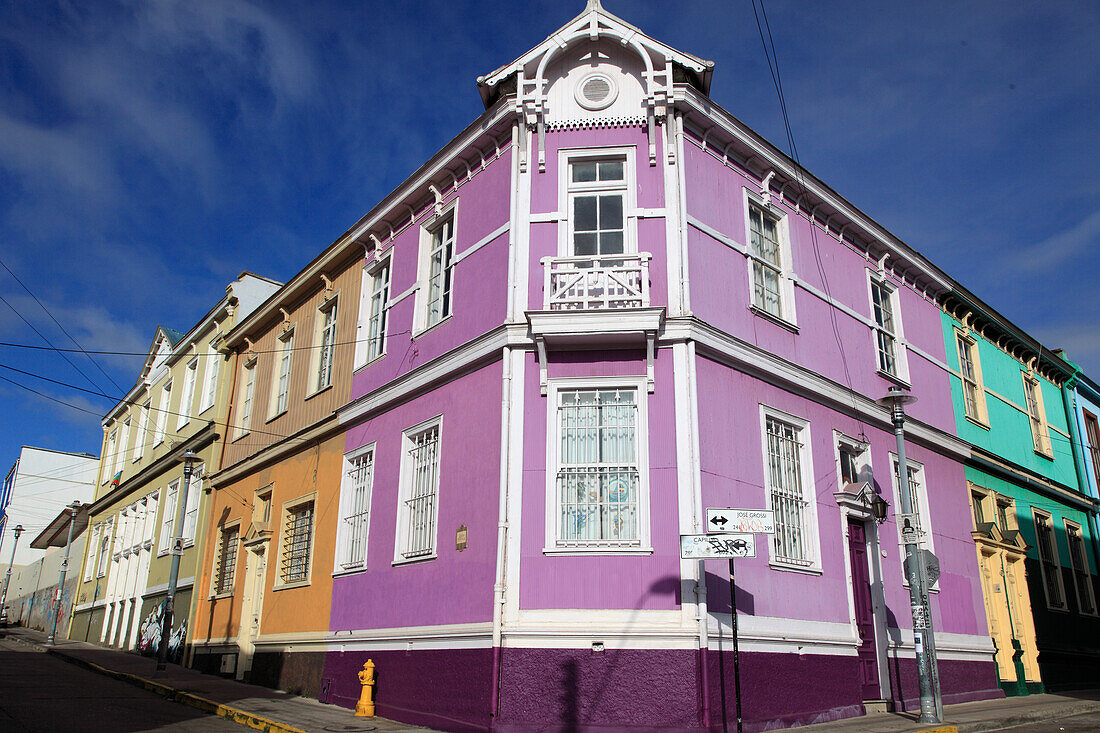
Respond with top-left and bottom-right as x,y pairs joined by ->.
326,623 -> 493,653
708,615 -> 858,656
142,577 -> 195,597
451,222 -> 510,266
546,116 -> 645,131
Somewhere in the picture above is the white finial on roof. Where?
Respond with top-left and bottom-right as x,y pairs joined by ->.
585,0 -> 603,10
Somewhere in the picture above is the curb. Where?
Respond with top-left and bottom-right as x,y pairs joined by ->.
955,697 -> 1100,733
9,635 -> 307,733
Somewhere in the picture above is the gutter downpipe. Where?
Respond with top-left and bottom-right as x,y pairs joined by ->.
490,120 -> 521,726
1059,361 -> 1100,575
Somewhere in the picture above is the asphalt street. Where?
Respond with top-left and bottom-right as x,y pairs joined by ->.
0,636 -> 241,732
986,709 -> 1100,732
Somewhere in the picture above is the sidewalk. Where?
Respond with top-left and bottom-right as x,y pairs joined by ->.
3,624 -> 1098,733
2,626 -> 432,733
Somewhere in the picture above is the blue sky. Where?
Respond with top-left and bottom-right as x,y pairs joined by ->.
1,0 -> 1097,527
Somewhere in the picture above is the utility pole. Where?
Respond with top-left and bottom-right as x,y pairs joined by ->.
46,502 -> 82,645
877,386 -> 941,724
0,524 -> 24,615
157,450 -> 197,672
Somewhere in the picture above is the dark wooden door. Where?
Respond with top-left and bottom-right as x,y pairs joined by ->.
848,519 -> 880,700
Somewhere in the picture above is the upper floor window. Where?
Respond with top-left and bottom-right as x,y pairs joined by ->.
159,479 -> 181,555
1022,374 -> 1052,457
181,465 -> 203,545
569,158 -> 626,256
1033,509 -> 1066,610
548,378 -> 650,553
891,455 -> 935,585
996,496 -> 1016,532
134,401 -> 149,462
236,360 -> 256,440
313,298 -> 338,393
396,418 -> 442,561
956,331 -> 987,424
1065,520 -> 1096,615
270,331 -> 294,418
748,205 -> 783,316
337,445 -> 375,570
1084,410 -> 1100,490
97,518 -> 112,577
200,342 -> 219,414
104,428 -> 117,484
870,276 -> 906,380
418,213 -> 456,332
211,522 -> 240,596
358,255 -> 391,366
177,357 -> 198,428
154,381 -> 171,446
83,524 -> 101,581
836,434 -> 870,488
761,407 -> 819,569
970,490 -> 986,526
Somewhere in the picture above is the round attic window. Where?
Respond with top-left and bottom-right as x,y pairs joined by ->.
575,72 -> 618,111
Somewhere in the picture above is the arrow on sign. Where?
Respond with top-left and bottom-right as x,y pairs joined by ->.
710,515 -> 728,529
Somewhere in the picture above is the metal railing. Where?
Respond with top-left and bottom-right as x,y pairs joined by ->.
542,253 -> 651,310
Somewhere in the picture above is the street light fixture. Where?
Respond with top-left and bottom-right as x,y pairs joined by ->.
1,524 -> 25,619
46,502 -> 82,646
157,449 -> 198,672
876,385 -> 941,723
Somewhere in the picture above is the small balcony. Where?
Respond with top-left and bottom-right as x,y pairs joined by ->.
542,253 -> 651,310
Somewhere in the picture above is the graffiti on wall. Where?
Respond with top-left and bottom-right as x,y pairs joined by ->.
136,600 -> 187,664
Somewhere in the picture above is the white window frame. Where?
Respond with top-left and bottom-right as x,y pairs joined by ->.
154,381 -> 171,446
414,201 -> 458,334
1064,519 -> 1097,616
276,493 -> 316,588
104,428 -> 117,484
268,329 -> 294,419
743,192 -> 796,327
158,479 -> 180,556
181,464 -> 203,546
177,357 -> 198,429
1033,508 -> 1067,611
867,271 -> 908,383
335,443 -> 375,573
97,518 -> 112,578
558,146 -> 638,258
134,400 -> 149,462
394,416 -> 443,564
200,341 -> 219,414
116,418 -> 130,477
955,329 -> 988,425
235,358 -> 257,440
311,296 -> 338,394
83,523 -> 101,581
759,405 -> 821,571
356,254 -> 391,368
1022,373 -> 1052,457
210,520 -> 240,598
834,431 -> 872,489
889,454 -> 936,588
544,376 -> 652,554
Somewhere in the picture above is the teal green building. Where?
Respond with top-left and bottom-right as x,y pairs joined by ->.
941,292 -> 1100,694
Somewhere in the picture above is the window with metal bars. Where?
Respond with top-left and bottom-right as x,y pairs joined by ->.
555,388 -> 640,546
1033,511 -> 1065,609
399,423 -> 441,559
1065,521 -> 1095,615
871,279 -> 900,377
1022,374 -> 1051,456
748,205 -> 784,319
213,524 -> 239,595
339,447 -> 374,569
280,501 -> 314,584
315,300 -> 337,392
764,413 -> 816,567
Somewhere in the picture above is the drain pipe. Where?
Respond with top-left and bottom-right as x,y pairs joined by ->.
489,347 -> 513,725
1058,360 -> 1100,575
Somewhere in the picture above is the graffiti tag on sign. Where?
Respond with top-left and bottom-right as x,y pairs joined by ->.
680,533 -> 757,559
911,603 -> 928,630
705,508 -> 776,534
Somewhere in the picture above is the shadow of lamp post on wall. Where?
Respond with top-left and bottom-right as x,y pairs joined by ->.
45,501 -> 82,645
0,524 -> 24,619
157,449 -> 198,672
876,385 -> 942,723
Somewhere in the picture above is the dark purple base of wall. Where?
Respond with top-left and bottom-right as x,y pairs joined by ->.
321,647 -> 493,733
251,651 -> 326,698
319,646 -> 1002,733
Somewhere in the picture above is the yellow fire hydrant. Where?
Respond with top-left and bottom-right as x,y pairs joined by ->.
355,659 -> 376,717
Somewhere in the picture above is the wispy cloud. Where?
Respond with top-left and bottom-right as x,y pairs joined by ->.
1004,210 -> 1100,274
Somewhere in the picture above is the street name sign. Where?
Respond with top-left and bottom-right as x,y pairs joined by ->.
680,533 -> 757,559
706,508 -> 776,534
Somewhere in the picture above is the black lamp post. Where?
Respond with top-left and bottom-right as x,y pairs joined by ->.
46,502 -> 82,645
0,524 -> 25,615
157,450 -> 198,671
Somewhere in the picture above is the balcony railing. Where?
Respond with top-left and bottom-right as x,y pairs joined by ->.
542,253 -> 651,310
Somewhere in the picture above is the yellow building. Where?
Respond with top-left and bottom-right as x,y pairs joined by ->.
69,273 -> 280,661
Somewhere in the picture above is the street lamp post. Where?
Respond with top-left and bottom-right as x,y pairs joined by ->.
0,524 -> 25,615
877,386 -> 941,723
46,502 -> 82,646
157,450 -> 197,672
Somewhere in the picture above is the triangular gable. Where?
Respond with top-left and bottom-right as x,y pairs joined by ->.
477,0 -> 713,172
138,326 -> 182,384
